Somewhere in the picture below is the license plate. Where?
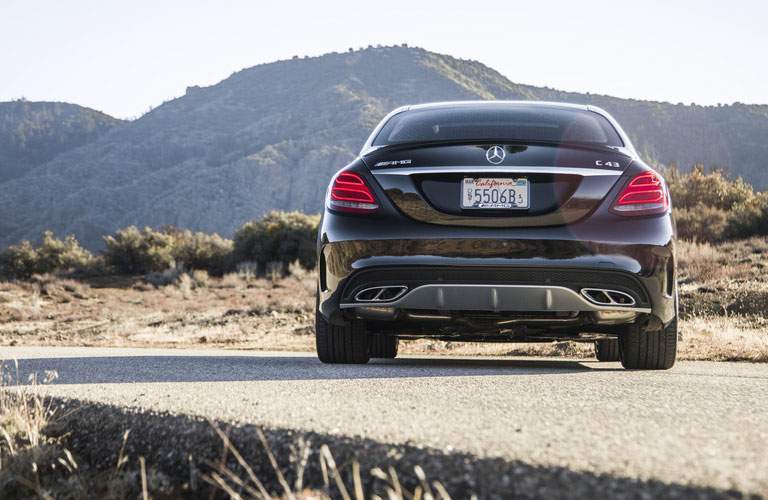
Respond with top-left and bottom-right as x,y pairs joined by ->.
461,178 -> 529,209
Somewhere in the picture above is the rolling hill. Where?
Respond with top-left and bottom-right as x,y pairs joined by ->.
1,46 -> 766,249
0,101 -> 123,183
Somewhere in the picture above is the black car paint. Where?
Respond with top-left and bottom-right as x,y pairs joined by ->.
317,133 -> 675,341
365,142 -> 631,170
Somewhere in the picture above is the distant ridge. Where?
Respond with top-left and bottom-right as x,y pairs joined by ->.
1,46 -> 766,248
0,100 -> 123,183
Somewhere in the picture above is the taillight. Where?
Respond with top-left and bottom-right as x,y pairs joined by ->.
611,171 -> 669,216
327,171 -> 379,213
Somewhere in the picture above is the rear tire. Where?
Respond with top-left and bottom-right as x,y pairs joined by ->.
594,339 -> 620,362
369,335 -> 398,359
619,317 -> 677,370
315,312 -> 370,364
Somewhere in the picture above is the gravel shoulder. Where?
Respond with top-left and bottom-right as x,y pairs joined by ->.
2,346 -> 767,497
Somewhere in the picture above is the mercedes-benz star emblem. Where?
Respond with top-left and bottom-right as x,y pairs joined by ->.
486,145 -> 505,164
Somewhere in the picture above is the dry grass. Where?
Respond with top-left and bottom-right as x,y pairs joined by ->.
0,365 -> 124,498
0,365 -> 454,499
676,238 -> 767,283
677,316 -> 768,362
205,422 -> 452,500
401,339 -> 596,358
400,318 -> 768,363
0,272 -> 316,350
0,238 -> 767,363
0,364 -> 58,456
677,238 -> 768,320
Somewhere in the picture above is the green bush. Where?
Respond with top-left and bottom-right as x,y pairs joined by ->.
674,204 -> 729,242
666,164 -> 754,211
664,164 -> 768,242
166,228 -> 233,276
36,231 -> 94,274
103,226 -> 175,274
726,193 -> 768,240
0,232 -> 94,280
233,211 -> 320,270
0,240 -> 39,279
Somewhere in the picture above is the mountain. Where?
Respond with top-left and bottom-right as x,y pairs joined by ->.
1,46 -> 767,249
0,101 -> 123,183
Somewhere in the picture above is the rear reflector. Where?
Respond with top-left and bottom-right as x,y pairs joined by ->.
611,171 -> 669,216
328,171 -> 379,213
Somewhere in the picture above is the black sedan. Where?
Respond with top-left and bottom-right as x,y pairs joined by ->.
316,101 -> 677,369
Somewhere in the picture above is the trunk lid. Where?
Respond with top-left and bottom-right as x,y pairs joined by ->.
364,143 -> 630,227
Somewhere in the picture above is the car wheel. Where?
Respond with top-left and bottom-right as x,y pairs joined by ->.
619,317 -> 677,370
370,335 -> 398,359
594,339 -> 620,362
315,311 -> 370,364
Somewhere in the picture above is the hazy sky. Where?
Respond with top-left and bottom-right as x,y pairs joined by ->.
2,0 -> 766,118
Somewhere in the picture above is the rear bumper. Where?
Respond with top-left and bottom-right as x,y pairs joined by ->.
340,284 -> 650,314
318,234 -> 676,330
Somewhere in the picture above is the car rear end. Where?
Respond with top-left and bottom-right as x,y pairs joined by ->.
316,101 -> 677,369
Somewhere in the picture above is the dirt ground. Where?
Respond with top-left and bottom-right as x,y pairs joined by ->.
0,239 -> 766,362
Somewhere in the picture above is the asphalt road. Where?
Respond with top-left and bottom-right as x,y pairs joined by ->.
2,346 -> 767,496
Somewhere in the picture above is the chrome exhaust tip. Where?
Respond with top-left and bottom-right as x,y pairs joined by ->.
354,285 -> 408,303
580,288 -> 636,307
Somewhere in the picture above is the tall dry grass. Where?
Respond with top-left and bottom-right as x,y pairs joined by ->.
0,362 -> 457,499
676,240 -> 753,282
205,422 -> 454,500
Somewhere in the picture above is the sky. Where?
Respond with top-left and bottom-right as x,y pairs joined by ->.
1,0 -> 766,119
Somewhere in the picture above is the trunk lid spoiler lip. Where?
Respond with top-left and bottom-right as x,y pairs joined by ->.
360,140 -> 636,166
362,139 -> 633,157
371,166 -> 624,177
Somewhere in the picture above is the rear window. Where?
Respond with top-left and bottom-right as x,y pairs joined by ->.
372,105 -> 624,147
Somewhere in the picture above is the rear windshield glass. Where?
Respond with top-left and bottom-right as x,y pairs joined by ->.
372,105 -> 624,147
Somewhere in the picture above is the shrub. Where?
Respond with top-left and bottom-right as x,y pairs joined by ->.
674,204 -> 729,242
144,263 -> 185,287
666,164 -> 754,211
0,232 -> 93,280
103,226 -> 233,276
236,261 -> 258,279
35,231 -> 93,274
103,226 -> 175,274
663,164 -> 768,242
726,193 -> 768,239
233,211 -> 320,271
287,259 -> 309,279
190,269 -> 210,288
167,228 -> 233,276
0,240 -> 39,279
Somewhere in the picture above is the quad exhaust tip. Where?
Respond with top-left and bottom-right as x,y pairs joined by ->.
354,286 -> 408,303
580,288 -> 636,307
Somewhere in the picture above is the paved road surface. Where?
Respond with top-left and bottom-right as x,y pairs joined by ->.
1,347 -> 766,495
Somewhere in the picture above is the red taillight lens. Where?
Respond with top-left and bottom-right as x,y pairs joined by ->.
328,172 -> 379,213
611,171 -> 669,216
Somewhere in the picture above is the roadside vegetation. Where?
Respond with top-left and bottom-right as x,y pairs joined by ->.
665,164 -> 768,241
0,169 -> 767,362
2,167 -> 766,282
0,240 -> 765,362
3,367 -> 734,499
0,167 -> 766,498
0,211 -> 319,281
0,369 -> 452,499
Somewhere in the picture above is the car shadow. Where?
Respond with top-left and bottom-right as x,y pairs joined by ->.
0,354 -> 622,385
49,396 -> 742,499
